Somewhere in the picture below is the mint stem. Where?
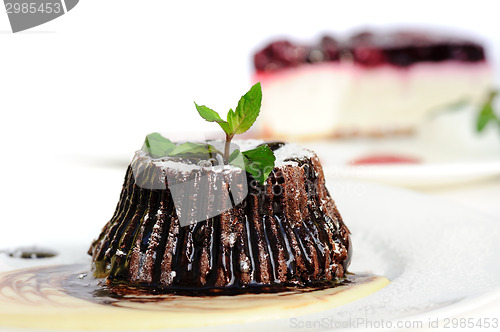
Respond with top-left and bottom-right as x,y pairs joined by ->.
224,134 -> 233,163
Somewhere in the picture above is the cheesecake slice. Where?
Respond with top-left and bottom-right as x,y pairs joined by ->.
254,30 -> 493,139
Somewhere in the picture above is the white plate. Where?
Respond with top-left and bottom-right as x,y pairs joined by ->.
318,178 -> 500,330
1,177 -> 500,331
304,137 -> 500,189
303,105 -> 500,188
245,178 -> 500,331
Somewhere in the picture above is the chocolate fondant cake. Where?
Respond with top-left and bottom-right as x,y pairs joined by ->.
89,140 -> 351,293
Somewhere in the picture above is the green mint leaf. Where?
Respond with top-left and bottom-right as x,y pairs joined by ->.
142,133 -> 176,158
227,82 -> 262,135
477,91 -> 499,132
241,145 -> 275,185
477,104 -> 494,132
194,102 -> 231,135
194,102 -> 225,123
227,149 -> 241,163
228,149 -> 246,169
228,146 -> 276,184
142,133 -> 223,160
218,122 -> 232,136
169,142 -> 221,159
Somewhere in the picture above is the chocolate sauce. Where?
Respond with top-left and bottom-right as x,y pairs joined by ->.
257,141 -> 286,151
0,264 -> 380,310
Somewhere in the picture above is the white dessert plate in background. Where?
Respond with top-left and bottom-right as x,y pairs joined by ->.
1,176 -> 500,331
306,138 -> 500,189
304,106 -> 500,188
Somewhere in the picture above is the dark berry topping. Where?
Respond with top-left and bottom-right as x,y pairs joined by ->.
349,31 -> 375,44
353,46 -> 387,66
254,30 -> 486,71
385,47 -> 418,67
320,36 -> 340,61
254,40 -> 309,72
451,43 -> 485,62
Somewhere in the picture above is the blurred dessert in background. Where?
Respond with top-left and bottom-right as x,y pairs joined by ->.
253,29 -> 493,140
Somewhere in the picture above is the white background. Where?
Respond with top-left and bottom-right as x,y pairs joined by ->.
1,0 -> 500,325
0,0 -> 499,244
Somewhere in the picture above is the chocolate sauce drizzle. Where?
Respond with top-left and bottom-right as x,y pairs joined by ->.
0,264 -> 371,311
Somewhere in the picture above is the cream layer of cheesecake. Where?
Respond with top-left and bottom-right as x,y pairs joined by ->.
255,62 -> 493,140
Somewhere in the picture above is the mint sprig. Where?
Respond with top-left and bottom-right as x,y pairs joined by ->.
195,82 -> 262,161
477,90 -> 500,133
195,82 -> 276,185
141,83 -> 275,185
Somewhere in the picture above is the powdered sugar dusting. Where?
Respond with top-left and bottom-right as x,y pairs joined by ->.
233,139 -> 314,165
135,139 -> 315,172
273,142 -> 315,166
